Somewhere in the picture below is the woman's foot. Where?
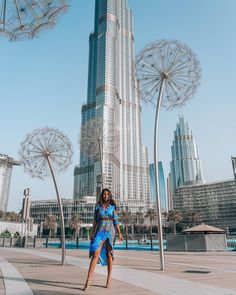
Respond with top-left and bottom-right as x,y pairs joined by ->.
106,280 -> 111,288
83,279 -> 90,291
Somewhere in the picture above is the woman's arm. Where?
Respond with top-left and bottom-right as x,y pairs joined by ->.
113,209 -> 123,242
115,224 -> 123,242
90,205 -> 99,240
90,221 -> 97,241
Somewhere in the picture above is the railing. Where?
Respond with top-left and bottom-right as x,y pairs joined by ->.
0,236 -> 20,247
0,234 -> 235,251
227,235 -> 236,250
0,234 -> 159,250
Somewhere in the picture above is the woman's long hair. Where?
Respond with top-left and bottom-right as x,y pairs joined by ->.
98,188 -> 116,208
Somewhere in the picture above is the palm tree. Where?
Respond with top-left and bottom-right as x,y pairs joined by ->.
135,211 -> 145,234
43,215 -> 58,238
70,215 -> 81,238
187,211 -> 202,227
119,210 -> 135,236
145,209 -> 157,235
4,211 -> 20,222
168,210 -> 183,234
162,210 -> 168,228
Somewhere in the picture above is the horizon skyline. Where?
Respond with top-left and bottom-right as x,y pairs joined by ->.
1,0 -> 236,212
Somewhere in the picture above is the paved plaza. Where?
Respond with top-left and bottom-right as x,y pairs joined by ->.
0,247 -> 236,295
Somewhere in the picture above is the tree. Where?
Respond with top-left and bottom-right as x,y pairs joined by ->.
145,209 -> 157,235
3,211 -> 20,222
118,210 -> 135,236
44,215 -> 57,238
162,210 -> 169,228
187,211 -> 202,227
70,215 -> 81,238
168,210 -> 183,234
0,230 -> 11,238
135,211 -> 145,234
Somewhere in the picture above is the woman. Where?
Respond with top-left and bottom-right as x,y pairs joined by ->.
83,188 -> 123,291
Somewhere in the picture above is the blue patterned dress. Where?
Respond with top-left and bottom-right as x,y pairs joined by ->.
89,204 -> 119,266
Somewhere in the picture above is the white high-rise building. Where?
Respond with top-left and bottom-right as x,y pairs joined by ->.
0,154 -> 20,212
170,116 -> 204,191
74,0 -> 149,207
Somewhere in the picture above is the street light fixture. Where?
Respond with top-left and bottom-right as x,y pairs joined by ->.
19,127 -> 73,265
21,188 -> 30,245
136,40 -> 201,270
0,0 -> 69,41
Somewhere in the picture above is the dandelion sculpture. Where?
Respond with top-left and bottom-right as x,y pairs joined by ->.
19,127 -> 73,265
136,40 -> 201,270
0,0 -> 69,41
79,117 -> 119,197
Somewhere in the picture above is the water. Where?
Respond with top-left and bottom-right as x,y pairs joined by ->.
46,239 -> 166,251
45,239 -> 236,251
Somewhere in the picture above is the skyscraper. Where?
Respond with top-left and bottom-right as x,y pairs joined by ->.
149,162 -> 167,211
170,116 -> 204,191
74,0 -> 149,207
0,154 -> 20,212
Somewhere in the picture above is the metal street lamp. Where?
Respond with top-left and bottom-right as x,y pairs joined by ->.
19,127 -> 73,265
0,0 -> 69,41
136,40 -> 201,270
21,188 -> 30,245
79,117 -> 119,200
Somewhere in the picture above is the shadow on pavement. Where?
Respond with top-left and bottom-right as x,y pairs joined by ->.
34,290 -> 83,295
4,276 -> 83,290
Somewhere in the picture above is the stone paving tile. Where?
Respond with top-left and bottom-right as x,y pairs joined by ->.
35,249 -> 236,290
0,249 -> 158,295
1,248 -> 236,295
41,248 -> 236,291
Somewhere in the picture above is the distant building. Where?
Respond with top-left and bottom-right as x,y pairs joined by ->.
0,221 -> 37,237
170,116 -> 204,192
74,0 -> 149,206
30,196 -> 151,229
166,173 -> 173,211
149,164 -> 155,203
173,179 -> 236,231
149,162 -> 167,211
0,154 -> 21,212
30,197 -> 96,227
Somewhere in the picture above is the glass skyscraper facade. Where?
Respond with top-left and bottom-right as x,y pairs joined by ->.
74,0 -> 149,205
149,162 -> 167,211
170,116 -> 204,191
173,179 -> 236,231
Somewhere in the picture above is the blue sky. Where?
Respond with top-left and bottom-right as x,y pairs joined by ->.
1,0 -> 236,212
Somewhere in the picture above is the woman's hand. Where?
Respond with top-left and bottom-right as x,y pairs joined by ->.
90,233 -> 95,241
118,233 -> 123,242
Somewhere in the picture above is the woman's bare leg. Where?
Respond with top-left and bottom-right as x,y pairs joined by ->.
83,244 -> 103,291
106,243 -> 113,288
